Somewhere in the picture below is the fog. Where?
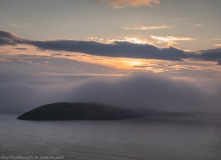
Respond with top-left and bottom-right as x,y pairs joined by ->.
71,73 -> 221,112
0,72 -> 220,114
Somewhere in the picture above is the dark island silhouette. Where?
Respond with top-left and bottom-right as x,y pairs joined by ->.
17,102 -> 202,121
17,102 -> 142,120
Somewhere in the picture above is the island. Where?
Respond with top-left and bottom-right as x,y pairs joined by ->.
17,102 -> 142,120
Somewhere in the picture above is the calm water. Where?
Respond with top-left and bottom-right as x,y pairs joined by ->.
0,114 -> 221,160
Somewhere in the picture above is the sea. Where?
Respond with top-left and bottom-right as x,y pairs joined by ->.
0,114 -> 221,160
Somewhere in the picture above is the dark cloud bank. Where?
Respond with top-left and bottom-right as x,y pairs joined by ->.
0,72 -> 220,114
1,30 -> 221,63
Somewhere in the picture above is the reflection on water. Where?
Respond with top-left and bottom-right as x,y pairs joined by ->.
0,114 -> 221,160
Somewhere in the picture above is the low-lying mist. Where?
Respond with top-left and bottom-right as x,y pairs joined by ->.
0,72 -> 220,114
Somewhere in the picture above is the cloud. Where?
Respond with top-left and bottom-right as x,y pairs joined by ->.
86,36 -> 155,45
0,58 -> 10,62
14,48 -> 27,50
10,23 -> 37,28
29,40 -> 188,61
123,25 -> 175,30
197,48 -> 221,62
0,53 -> 116,75
217,59 -> 221,65
214,44 -> 221,47
100,0 -> 160,8
0,30 -> 29,46
151,35 -> 196,42
1,72 -> 220,113
151,35 -> 196,47
21,23 -> 37,28
10,23 -> 26,28
107,37 -> 154,45
1,30 -> 221,64
194,24 -> 203,28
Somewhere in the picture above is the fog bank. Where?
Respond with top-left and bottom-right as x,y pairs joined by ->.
0,72 -> 220,113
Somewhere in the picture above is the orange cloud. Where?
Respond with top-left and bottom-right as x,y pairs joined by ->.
151,36 -> 195,42
214,44 -> 221,47
151,35 -> 196,47
86,36 -> 155,45
123,25 -> 175,30
101,0 -> 160,8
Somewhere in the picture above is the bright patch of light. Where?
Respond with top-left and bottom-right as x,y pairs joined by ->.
111,37 -> 154,45
86,36 -> 153,45
214,44 -> 221,47
128,61 -> 142,66
151,36 -> 196,42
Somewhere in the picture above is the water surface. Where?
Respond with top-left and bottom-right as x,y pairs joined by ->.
0,114 -> 221,160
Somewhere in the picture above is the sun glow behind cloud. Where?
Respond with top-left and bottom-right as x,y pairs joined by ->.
111,37 -> 154,45
86,36 -> 155,45
0,44 -> 170,74
0,29 -> 221,80
0,44 -> 145,72
87,35 -> 197,48
1,43 -> 221,81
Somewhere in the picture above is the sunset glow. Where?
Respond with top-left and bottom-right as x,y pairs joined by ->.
1,1 -> 221,159
0,0 -> 221,112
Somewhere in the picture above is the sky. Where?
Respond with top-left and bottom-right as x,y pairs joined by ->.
0,0 -> 221,114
